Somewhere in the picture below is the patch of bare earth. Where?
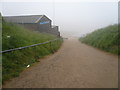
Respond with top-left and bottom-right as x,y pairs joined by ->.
3,37 -> 118,88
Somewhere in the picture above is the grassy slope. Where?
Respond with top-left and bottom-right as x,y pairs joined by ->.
79,24 -> 119,55
0,15 -> 2,86
2,21 -> 63,82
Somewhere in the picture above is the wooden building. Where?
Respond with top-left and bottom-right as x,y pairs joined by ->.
3,15 -> 60,37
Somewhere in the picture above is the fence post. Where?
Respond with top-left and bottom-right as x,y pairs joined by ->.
50,41 -> 52,53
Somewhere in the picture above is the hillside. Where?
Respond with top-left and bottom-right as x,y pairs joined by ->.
79,24 -> 119,55
0,14 -> 2,86
2,21 -> 63,82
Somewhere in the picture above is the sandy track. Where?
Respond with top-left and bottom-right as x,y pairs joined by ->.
3,37 -> 118,88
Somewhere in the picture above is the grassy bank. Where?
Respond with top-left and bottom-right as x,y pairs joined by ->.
79,24 -> 119,55
2,21 -> 63,82
0,14 -> 2,86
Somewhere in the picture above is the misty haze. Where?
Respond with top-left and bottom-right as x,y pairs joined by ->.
1,1 -> 119,88
1,2 -> 118,37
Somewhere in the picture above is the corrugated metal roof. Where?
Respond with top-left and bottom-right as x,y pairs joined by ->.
3,15 -> 44,23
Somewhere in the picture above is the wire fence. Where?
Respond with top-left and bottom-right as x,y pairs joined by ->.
1,38 -> 63,53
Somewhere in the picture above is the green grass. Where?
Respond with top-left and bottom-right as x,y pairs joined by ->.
79,24 -> 119,55
2,21 -> 63,82
0,15 -> 2,87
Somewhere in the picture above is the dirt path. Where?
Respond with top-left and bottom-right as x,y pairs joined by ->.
3,37 -> 118,88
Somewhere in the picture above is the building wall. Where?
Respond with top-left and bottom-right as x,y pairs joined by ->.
18,22 -> 51,33
5,15 -> 60,37
38,23 -> 51,32
21,23 -> 39,31
18,23 -> 60,37
37,15 -> 52,33
50,26 -> 60,37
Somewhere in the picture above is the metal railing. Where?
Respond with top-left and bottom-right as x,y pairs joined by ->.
0,38 -> 63,53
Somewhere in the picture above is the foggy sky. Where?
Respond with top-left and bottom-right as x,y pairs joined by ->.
1,1 -> 118,37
